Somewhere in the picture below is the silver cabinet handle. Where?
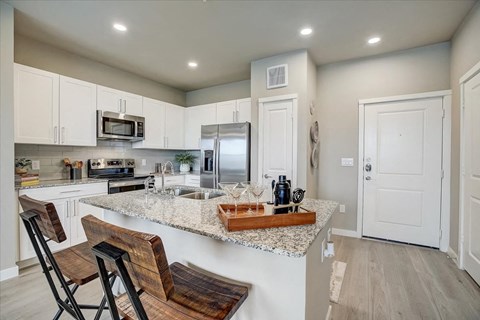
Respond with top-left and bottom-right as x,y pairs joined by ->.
236,110 -> 239,122
264,174 -> 272,179
118,99 -> 122,113
54,126 -> 58,143
61,127 -> 65,144
66,201 -> 69,218
233,111 -> 235,122
60,189 -> 82,194
365,176 -> 372,180
122,99 -> 127,113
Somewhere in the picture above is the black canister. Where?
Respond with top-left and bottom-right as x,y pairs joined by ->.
274,175 -> 291,214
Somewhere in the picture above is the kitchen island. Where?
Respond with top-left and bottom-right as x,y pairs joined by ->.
81,188 -> 337,320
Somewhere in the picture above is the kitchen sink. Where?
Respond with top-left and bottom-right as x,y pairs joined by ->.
178,191 -> 224,200
173,189 -> 196,196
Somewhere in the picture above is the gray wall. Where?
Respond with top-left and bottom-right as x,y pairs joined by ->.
449,3 -> 480,254
15,34 -> 186,106
307,53 -> 318,198
0,2 -> 16,275
315,42 -> 451,231
186,80 -> 250,106
251,49 -> 315,194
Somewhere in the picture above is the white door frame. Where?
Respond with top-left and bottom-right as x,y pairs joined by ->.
458,61 -> 480,269
258,94 -> 298,187
357,90 -> 452,252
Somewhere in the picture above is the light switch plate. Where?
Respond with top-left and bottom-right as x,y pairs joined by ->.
339,204 -> 346,213
141,159 -> 147,166
341,158 -> 354,167
32,160 -> 40,170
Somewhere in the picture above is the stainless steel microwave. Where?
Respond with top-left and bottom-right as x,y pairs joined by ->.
97,110 -> 145,141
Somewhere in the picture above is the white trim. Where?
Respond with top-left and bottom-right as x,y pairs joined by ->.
459,61 -> 480,84
458,60 -> 480,269
358,90 -> 452,105
258,93 -> 298,103
257,95 -> 298,188
0,266 -> 19,281
447,246 -> 460,268
325,305 -> 332,320
332,228 -> 360,238
357,91 -> 451,248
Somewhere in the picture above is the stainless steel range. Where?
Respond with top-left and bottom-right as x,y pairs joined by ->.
87,158 -> 151,194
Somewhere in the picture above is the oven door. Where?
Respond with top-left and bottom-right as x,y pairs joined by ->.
97,111 -> 144,141
108,179 -> 145,194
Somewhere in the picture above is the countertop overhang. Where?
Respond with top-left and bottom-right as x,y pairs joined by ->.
80,188 -> 338,258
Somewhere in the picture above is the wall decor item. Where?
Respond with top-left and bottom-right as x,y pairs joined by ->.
310,121 -> 319,143
266,64 -> 288,89
309,101 -> 315,115
311,143 -> 319,169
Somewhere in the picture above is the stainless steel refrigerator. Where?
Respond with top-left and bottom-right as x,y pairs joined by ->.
200,122 -> 251,189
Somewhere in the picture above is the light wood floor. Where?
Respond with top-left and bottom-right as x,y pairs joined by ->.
1,236 -> 479,319
331,235 -> 480,320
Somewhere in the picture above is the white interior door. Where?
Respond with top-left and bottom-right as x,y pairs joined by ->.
259,99 -> 293,200
463,71 -> 480,285
363,97 -> 443,247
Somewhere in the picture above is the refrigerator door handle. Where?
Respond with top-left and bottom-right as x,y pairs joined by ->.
213,137 -> 218,188
215,138 -> 220,188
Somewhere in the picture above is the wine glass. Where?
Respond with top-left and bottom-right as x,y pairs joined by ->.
241,181 -> 254,214
218,182 -> 238,215
250,182 -> 268,213
230,184 -> 247,215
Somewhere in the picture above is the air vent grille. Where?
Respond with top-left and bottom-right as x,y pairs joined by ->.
266,64 -> 288,89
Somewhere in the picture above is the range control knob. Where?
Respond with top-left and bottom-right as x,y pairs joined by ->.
96,162 -> 101,166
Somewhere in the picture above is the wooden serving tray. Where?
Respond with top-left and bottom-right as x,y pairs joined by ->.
217,203 -> 316,232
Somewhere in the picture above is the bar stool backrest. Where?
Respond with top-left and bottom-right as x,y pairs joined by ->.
19,195 -> 67,243
82,215 -> 174,301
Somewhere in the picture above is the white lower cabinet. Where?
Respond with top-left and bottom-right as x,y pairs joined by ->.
18,182 -> 107,261
185,174 -> 200,187
154,175 -> 185,189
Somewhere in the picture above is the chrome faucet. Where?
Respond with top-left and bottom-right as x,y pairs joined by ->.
160,161 -> 175,193
144,176 -> 156,194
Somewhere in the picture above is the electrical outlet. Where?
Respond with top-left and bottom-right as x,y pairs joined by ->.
141,159 -> 147,166
32,160 -> 40,170
339,204 -> 346,213
341,158 -> 354,167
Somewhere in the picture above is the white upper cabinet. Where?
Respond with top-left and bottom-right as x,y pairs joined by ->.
14,64 -> 59,144
97,85 -> 143,116
14,64 -> 97,146
216,100 -> 237,124
236,98 -> 251,123
59,76 -> 97,146
216,98 -> 251,124
133,99 -> 184,149
184,103 -> 217,149
164,103 -> 185,149
132,97 -> 166,149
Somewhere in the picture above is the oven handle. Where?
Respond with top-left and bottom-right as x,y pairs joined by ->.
109,180 -> 146,188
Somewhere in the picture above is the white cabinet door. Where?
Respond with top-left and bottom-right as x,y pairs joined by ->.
236,98 -> 251,123
216,100 -> 237,124
14,64 -> 59,144
59,76 -> 97,146
133,97 -> 166,149
185,174 -> 200,187
97,85 -> 123,113
184,103 -> 216,149
165,103 -> 185,149
123,92 -> 143,116
71,199 -> 105,246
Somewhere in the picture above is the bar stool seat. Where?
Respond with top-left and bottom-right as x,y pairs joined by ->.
82,214 -> 248,320
50,242 -> 99,285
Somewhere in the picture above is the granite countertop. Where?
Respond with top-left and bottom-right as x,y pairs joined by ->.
16,178 -> 108,190
80,188 -> 337,258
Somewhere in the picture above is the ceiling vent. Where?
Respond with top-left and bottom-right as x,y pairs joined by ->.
266,64 -> 288,89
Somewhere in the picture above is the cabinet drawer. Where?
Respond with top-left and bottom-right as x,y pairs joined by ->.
185,175 -> 200,187
19,182 -> 108,200
164,175 -> 185,186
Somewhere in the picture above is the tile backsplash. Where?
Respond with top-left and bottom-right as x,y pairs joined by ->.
15,141 -> 200,181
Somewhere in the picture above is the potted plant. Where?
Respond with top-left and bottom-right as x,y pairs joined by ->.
175,152 -> 198,172
15,158 -> 32,175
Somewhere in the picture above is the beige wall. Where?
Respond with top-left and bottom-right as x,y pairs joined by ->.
449,3 -> 480,254
251,50 -> 315,194
186,80 -> 250,107
0,2 -> 17,275
307,53 -> 318,197
15,34 -> 186,106
316,42 -> 451,231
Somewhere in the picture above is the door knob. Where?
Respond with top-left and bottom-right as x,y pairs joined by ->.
264,174 -> 272,179
365,163 -> 372,172
365,176 -> 372,180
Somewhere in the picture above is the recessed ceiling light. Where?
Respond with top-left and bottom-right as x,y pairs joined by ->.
113,23 -> 127,32
368,36 -> 381,44
188,61 -> 198,68
300,28 -> 313,36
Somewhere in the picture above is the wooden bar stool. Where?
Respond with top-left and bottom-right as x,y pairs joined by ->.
18,195 -> 116,320
81,214 -> 248,320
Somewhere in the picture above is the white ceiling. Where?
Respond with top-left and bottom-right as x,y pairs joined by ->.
8,0 -> 477,91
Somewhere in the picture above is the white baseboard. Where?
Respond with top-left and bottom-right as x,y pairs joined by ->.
325,305 -> 332,320
332,228 -> 360,238
0,266 -> 19,281
447,246 -> 460,268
